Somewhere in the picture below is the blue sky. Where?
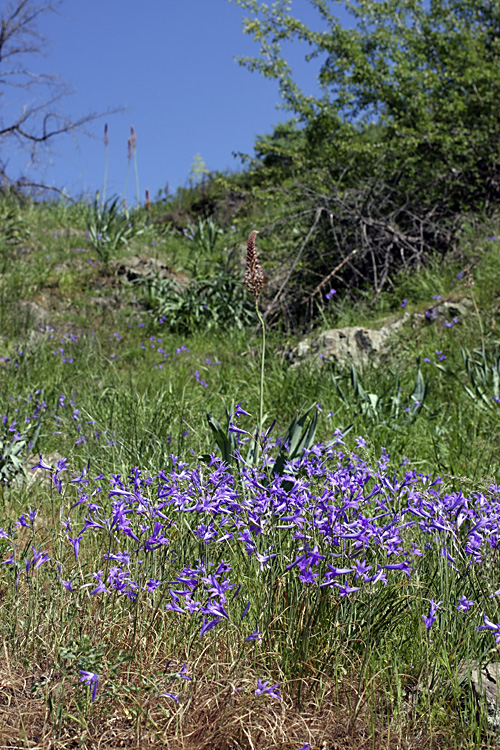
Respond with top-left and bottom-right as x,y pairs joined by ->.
2,0 -> 355,203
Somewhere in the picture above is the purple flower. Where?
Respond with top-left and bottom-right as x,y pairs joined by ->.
90,580 -> 108,595
27,547 -> 50,570
31,455 -> 52,471
401,299 -> 407,308
384,561 -> 412,577
422,599 -> 442,631
200,617 -> 220,638
79,670 -> 99,701
177,664 -> 192,681
325,288 -> 336,301
334,583 -> 361,596
255,679 -> 281,700
163,691 -> 179,703
228,422 -> 247,435
477,614 -> 500,642
68,535 -> 83,560
245,630 -> 262,642
16,514 -> 30,529
234,402 -> 251,418
144,578 -> 161,592
456,596 -> 474,612
194,370 -> 208,387
255,548 -> 276,571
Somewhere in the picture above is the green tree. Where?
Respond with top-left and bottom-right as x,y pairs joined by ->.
228,0 -> 500,319
232,0 -> 500,208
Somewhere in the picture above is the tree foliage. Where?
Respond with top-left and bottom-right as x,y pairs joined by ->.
230,0 -> 500,322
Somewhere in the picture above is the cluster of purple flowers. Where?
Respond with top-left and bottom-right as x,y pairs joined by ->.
423,349 -> 447,365
2,435 -> 500,702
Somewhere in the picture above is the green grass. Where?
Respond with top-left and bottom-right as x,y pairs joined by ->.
1,193 -> 500,748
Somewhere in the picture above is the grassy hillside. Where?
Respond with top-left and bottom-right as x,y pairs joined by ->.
1,190 -> 500,748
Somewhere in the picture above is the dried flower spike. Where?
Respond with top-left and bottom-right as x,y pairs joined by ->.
130,125 -> 137,149
145,188 -> 152,212
244,230 -> 265,299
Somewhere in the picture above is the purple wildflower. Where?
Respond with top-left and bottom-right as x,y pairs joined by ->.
477,614 -> 500,642
31,455 -> 52,471
200,617 -> 221,638
245,630 -> 262,641
422,599 -> 442,631
456,596 -> 474,612
163,691 -> 179,703
255,679 -> 281,700
68,535 -> 83,560
79,671 -> 99,701
234,402 -> 251,418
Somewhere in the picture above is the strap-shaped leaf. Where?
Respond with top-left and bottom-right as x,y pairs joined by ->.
410,361 -> 426,411
271,406 -> 318,478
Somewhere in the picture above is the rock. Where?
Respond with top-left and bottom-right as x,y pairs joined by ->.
412,297 -> 472,328
9,452 -> 64,492
89,295 -> 120,310
292,295 -> 472,369
292,314 -> 410,369
111,256 -> 189,287
17,301 -> 50,329
457,661 -> 500,738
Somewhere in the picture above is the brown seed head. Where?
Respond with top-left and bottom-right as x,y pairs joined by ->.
244,230 -> 265,299
104,122 -> 109,148
145,188 -> 152,212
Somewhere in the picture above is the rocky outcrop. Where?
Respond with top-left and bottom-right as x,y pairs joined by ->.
413,297 -> 473,326
457,661 -> 500,738
111,255 -> 189,287
292,315 -> 410,369
292,296 -> 472,368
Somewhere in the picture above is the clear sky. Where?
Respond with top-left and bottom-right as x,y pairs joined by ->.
3,0 -> 352,203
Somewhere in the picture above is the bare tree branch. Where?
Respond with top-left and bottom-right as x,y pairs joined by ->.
0,0 -> 120,187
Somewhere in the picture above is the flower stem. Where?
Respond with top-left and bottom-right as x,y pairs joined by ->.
256,301 -> 266,446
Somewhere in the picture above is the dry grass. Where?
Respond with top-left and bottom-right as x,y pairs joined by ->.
0,648 -> 452,750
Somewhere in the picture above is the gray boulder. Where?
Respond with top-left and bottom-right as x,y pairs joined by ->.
293,314 -> 410,369
457,661 -> 500,738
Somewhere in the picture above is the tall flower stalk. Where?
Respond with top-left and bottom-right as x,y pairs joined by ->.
123,129 -> 132,207
130,125 -> 140,207
102,122 -> 109,208
123,125 -> 140,208
244,230 -> 266,445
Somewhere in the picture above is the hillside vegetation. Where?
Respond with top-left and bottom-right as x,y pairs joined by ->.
2,0 -> 500,746
0,185 -> 499,748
